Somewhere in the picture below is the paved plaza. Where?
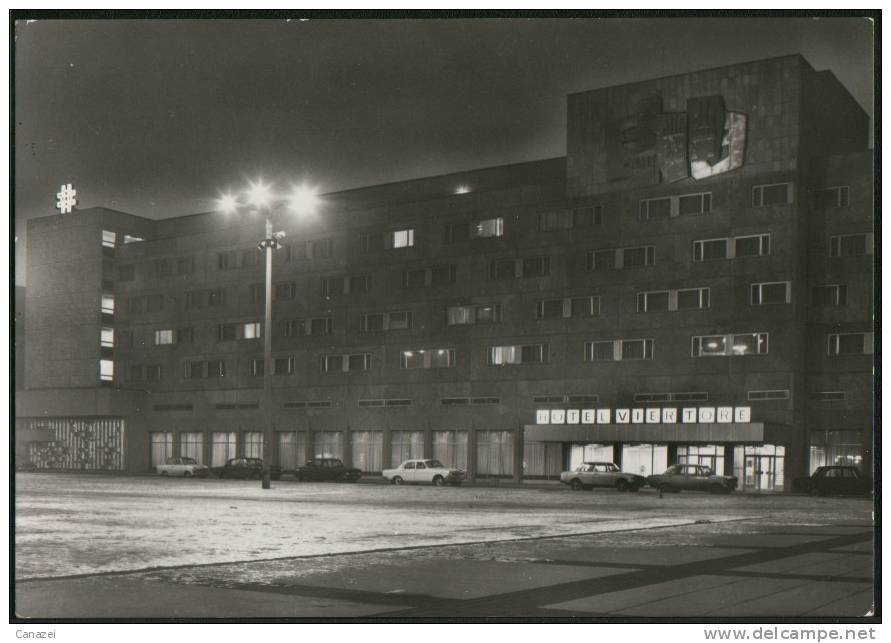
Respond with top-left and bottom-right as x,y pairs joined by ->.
13,474 -> 875,619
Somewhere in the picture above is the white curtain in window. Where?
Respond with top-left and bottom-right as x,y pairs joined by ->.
390,431 -> 424,466
179,432 -> 204,463
621,444 -> 668,477
211,432 -> 237,467
276,432 -> 306,470
476,431 -> 514,476
352,431 -> 383,472
313,432 -> 343,459
243,431 -> 264,459
150,432 -> 174,468
433,431 -> 468,469
569,443 -> 613,469
524,441 -> 562,478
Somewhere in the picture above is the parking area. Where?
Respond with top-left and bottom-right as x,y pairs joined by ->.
13,473 -> 875,618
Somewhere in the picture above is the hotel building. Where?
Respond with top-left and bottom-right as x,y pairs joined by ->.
17,55 -> 874,491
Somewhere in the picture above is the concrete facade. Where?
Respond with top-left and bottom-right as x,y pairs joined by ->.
17,55 -> 874,489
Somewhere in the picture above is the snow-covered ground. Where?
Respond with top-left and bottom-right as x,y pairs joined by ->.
15,474 -> 867,579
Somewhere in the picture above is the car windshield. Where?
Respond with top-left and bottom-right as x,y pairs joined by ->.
605,463 -> 619,472
425,460 -> 444,468
182,457 -> 196,464
579,464 -> 595,472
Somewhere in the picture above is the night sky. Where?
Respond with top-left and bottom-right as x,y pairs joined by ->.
13,17 -> 874,284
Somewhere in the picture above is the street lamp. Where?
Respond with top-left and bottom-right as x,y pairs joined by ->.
216,179 -> 320,488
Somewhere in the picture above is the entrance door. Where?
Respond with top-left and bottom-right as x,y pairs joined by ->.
735,445 -> 786,492
757,456 -> 774,491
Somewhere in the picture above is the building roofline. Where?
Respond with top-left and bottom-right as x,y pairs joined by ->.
567,53 -> 812,99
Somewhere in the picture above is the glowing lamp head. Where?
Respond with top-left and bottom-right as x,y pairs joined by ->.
217,192 -> 240,214
246,179 -> 274,210
287,184 -> 320,215
454,184 -> 471,195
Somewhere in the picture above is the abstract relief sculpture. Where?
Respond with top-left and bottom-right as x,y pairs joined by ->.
603,94 -> 746,185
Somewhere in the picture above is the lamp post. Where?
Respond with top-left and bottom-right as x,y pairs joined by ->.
217,180 -> 319,488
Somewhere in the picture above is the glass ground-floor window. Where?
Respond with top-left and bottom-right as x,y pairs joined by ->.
809,430 -> 863,473
313,431 -> 344,459
179,432 -> 203,464
477,431 -> 514,476
569,443 -> 613,470
150,431 -> 173,469
524,441 -> 563,478
211,432 -> 237,467
677,444 -> 725,474
734,444 -> 786,491
352,431 -> 383,472
242,431 -> 264,459
433,431 -> 468,470
390,431 -> 424,466
276,431 -> 306,470
621,444 -> 669,477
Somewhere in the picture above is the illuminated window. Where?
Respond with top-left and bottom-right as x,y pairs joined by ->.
399,348 -> 455,369
474,217 -> 504,238
487,344 -> 545,366
390,229 -> 415,249
99,359 -> 114,381
243,322 -> 262,339
692,333 -> 769,357
154,329 -> 174,345
102,230 -> 117,248
100,327 -> 114,348
101,294 -> 115,315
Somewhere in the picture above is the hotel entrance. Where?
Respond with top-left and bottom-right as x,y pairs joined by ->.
733,444 -> 786,492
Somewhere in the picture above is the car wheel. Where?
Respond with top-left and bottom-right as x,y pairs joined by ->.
570,479 -> 583,491
433,475 -> 445,487
809,487 -> 824,497
392,476 -> 404,485
183,471 -> 192,478
616,479 -> 629,492
160,471 -> 168,477
629,485 -> 640,492
708,483 -> 723,494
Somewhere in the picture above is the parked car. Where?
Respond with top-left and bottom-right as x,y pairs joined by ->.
211,457 -> 282,480
382,459 -> 465,486
792,466 -> 872,496
15,460 -> 37,472
156,456 -> 209,478
647,464 -> 737,494
560,461 -> 646,492
294,458 -> 362,482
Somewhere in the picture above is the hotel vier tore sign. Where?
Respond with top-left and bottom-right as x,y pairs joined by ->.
535,406 -> 752,425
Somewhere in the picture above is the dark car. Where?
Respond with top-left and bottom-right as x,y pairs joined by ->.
212,457 -> 282,480
646,464 -> 737,494
294,458 -> 362,482
792,466 -> 872,496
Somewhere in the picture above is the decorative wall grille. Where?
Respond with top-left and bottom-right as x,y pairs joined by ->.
27,417 -> 125,471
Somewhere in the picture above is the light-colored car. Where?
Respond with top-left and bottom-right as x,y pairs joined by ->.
646,464 -> 737,493
382,459 -> 466,486
559,461 -> 646,492
156,456 -> 209,478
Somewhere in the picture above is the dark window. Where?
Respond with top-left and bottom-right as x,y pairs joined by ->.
678,193 -> 712,215
146,294 -> 164,312
537,299 -> 564,320
694,239 -> 728,262
830,234 -> 870,257
638,291 -> 669,312
574,205 -> 602,227
249,283 -> 264,303
322,277 -> 344,297
217,250 -> 237,270
430,264 -> 456,286
489,259 -> 516,281
145,365 -> 162,381
309,318 -> 333,335
751,282 -> 789,305
250,358 -> 264,377
349,275 -> 371,293
589,249 -> 615,270
274,357 -> 294,375
586,341 -> 614,361
389,311 -> 412,329
677,288 -> 710,310
207,360 -> 226,378
570,296 -> 598,317
360,232 -> 384,253
129,365 -> 143,381
521,344 -> 545,363
184,361 -> 204,379
475,304 -> 501,323
311,238 -> 332,258
178,327 -> 194,344
207,288 -> 226,307
275,282 -> 296,300
521,256 -> 550,277
283,319 -> 305,337
623,246 -> 655,267
735,235 -> 769,257
403,269 -> 426,288
360,313 -> 384,332
242,249 -> 260,267
639,197 -> 671,220
348,354 -> 371,371
753,183 -> 792,206
444,222 -> 470,244
813,285 -> 847,307
118,265 -> 135,281
218,324 -> 237,341
177,256 -> 194,275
